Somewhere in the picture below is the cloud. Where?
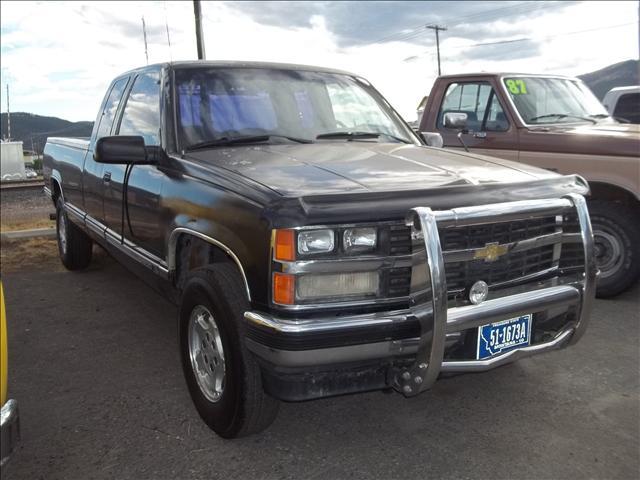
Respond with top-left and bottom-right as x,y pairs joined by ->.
0,0 -> 637,123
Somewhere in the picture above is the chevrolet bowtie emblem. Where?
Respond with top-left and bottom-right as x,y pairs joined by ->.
474,242 -> 509,262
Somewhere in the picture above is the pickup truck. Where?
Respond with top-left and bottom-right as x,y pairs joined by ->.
44,61 -> 596,438
419,73 -> 639,297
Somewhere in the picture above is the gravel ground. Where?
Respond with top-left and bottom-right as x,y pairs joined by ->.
0,188 -> 54,230
1,242 -> 639,480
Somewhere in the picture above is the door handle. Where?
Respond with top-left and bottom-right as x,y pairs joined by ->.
103,171 -> 112,183
473,132 -> 487,139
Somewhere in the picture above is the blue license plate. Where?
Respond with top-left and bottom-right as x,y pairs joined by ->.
477,314 -> 532,360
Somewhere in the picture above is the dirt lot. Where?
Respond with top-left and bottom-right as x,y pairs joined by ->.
0,187 -> 54,232
1,240 -> 639,480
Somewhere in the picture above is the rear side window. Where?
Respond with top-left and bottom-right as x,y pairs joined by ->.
438,82 -> 509,132
95,77 -> 129,140
613,93 -> 640,123
118,71 -> 161,145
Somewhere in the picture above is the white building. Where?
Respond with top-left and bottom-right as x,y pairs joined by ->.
1,141 -> 26,181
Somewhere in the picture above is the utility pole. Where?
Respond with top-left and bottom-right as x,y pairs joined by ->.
193,0 -> 206,60
6,84 -> 10,141
142,16 -> 149,64
427,25 -> 447,76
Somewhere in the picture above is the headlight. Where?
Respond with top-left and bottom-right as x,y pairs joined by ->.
296,272 -> 379,301
298,229 -> 335,255
343,227 -> 377,253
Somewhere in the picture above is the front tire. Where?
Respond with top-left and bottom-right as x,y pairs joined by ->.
55,196 -> 93,271
179,264 -> 279,438
588,201 -> 640,298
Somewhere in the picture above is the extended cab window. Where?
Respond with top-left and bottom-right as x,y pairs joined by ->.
118,71 -> 161,145
438,82 -> 509,132
95,77 -> 129,140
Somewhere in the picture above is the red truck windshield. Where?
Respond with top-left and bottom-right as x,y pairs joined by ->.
174,67 -> 414,149
503,76 -> 609,125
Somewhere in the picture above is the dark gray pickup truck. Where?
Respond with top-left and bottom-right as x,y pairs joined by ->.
44,61 -> 596,438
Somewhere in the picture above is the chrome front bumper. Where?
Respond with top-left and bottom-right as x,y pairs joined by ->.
245,194 -> 596,394
0,399 -> 20,467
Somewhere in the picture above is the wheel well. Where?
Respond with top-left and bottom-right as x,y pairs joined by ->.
51,179 -> 62,205
588,182 -> 639,208
173,233 -> 246,294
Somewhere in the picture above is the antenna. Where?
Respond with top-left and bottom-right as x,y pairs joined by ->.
6,84 -> 10,141
142,16 -> 149,64
164,2 -> 173,61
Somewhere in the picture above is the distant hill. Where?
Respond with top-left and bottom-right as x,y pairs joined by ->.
579,59 -> 639,100
0,112 -> 93,153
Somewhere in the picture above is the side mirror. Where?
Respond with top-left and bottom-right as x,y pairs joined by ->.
94,136 -> 156,164
420,132 -> 444,148
443,112 -> 468,130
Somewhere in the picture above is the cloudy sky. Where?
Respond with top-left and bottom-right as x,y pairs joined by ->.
1,1 -> 638,123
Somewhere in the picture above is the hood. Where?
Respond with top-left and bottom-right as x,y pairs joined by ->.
557,121 -> 640,136
523,121 -> 640,157
186,143 -> 557,197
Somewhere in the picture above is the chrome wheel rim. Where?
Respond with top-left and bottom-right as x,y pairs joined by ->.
188,305 -> 226,402
593,228 -> 623,279
58,211 -> 68,255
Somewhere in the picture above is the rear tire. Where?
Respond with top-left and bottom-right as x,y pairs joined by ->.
56,196 -> 93,271
179,263 -> 279,438
588,201 -> 640,298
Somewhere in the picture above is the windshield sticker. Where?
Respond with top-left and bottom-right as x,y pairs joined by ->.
506,79 -> 528,95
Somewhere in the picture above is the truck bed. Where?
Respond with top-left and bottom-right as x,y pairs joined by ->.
46,137 -> 90,151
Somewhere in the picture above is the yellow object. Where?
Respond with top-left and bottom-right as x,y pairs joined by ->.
1,282 -> 7,406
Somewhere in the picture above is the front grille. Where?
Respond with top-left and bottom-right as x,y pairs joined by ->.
441,217 -> 559,299
390,214 -> 584,302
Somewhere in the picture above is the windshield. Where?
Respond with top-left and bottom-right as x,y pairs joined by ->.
174,67 -> 416,149
503,77 -> 608,125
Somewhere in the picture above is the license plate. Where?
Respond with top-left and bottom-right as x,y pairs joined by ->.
477,314 -> 532,360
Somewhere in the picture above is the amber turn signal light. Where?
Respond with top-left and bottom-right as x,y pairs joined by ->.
273,272 -> 295,305
274,229 -> 295,261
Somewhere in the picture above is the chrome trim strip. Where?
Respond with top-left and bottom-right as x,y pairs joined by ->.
446,285 -> 579,333
43,186 -> 52,198
433,198 -> 573,228
442,231 -> 564,263
396,207 -> 447,395
167,227 -> 251,301
440,328 -> 573,373
244,284 -> 578,335
64,202 -> 86,224
269,295 -> 410,312
0,398 -> 20,467
245,328 -> 574,370
278,255 -> 412,274
63,202 -> 170,278
564,193 -> 596,344
245,308 -> 412,334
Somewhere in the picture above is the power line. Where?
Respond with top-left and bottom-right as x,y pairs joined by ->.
403,21 -> 636,63
367,1 -> 570,46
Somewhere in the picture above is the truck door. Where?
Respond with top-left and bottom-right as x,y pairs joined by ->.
434,81 -> 519,161
102,70 -> 165,257
83,76 -> 130,222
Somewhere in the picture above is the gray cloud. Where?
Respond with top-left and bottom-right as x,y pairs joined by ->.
224,1 -> 580,52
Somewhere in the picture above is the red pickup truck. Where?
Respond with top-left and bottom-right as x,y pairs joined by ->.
419,73 -> 640,297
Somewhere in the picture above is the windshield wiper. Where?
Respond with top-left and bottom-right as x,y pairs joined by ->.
185,135 -> 312,151
529,113 -> 596,124
316,131 -> 411,143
